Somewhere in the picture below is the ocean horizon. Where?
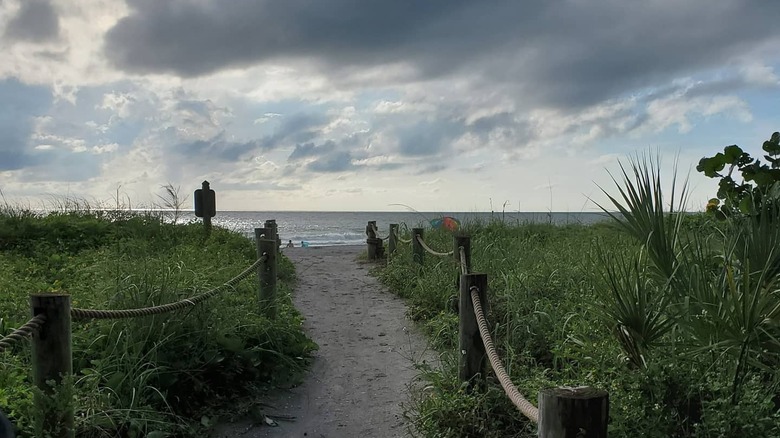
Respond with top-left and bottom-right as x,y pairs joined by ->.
173,210 -> 611,247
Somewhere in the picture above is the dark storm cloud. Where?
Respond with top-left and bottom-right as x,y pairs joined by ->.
4,0 -> 60,42
372,162 -> 404,171
288,140 -> 336,161
174,112 -> 335,163
397,118 -> 465,157
176,137 -> 262,162
287,137 -> 407,173
104,1 -> 780,108
288,141 -> 355,173
469,113 -> 515,136
259,112 -> 330,150
0,79 -> 52,170
416,164 -> 447,175
218,181 -> 302,191
306,150 -> 353,173
105,0 -> 477,76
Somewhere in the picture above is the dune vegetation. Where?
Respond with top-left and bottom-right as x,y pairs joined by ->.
378,134 -> 780,437
0,202 -> 315,437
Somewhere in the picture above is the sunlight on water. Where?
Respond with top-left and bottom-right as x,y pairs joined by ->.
176,211 -> 609,247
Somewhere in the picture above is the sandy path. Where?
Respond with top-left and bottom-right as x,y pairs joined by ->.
213,245 -> 435,438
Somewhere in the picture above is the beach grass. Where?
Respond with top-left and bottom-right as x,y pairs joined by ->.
378,173 -> 780,437
0,205 -> 315,437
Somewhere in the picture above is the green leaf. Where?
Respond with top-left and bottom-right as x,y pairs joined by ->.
753,169 -> 776,186
723,144 -> 744,163
714,207 -> 728,220
763,132 -> 780,155
738,196 -> 753,214
697,153 -> 726,177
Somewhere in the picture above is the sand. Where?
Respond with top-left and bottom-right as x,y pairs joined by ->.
212,245 -> 437,438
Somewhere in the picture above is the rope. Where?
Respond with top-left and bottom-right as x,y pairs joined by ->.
71,258 -> 264,320
459,246 -> 469,275
416,235 -> 454,257
470,286 -> 539,423
0,314 -> 47,353
370,225 -> 390,241
394,228 -> 412,244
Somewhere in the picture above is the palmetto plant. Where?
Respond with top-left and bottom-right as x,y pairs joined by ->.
594,155 -> 686,368
597,154 -> 780,401
685,202 -> 780,401
595,248 -> 675,368
599,155 -> 688,283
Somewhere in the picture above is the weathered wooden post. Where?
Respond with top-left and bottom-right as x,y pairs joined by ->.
388,223 -> 398,257
459,273 -> 488,388
454,234 -> 471,273
366,221 -> 383,260
412,227 -> 424,266
194,180 -> 216,233
30,293 -> 74,438
254,228 -> 277,318
264,219 -> 281,250
538,387 -> 609,438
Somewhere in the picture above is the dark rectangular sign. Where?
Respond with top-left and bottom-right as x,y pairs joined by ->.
194,188 -> 216,218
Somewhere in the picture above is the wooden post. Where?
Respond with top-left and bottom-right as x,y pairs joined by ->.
197,180 -> 216,234
538,387 -> 609,438
366,221 -> 383,260
367,238 -> 381,260
255,229 -> 277,318
412,227 -> 424,266
388,224 -> 398,256
264,219 -> 280,250
454,234 -> 471,273
30,293 -> 74,438
459,273 -> 488,388
366,221 -> 377,260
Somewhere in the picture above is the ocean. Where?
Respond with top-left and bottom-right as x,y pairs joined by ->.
176,211 -> 610,247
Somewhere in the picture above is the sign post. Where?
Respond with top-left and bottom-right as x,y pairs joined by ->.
194,180 -> 216,233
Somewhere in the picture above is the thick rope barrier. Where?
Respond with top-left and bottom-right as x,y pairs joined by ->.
459,246 -> 468,275
0,314 -> 47,353
71,257 -> 265,320
370,225 -> 390,241
394,228 -> 412,244
416,235 -> 454,257
470,286 -> 539,423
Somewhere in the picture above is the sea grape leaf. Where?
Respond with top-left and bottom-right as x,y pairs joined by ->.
723,144 -> 744,163
738,196 -> 754,214
697,153 -> 726,177
763,132 -> 780,155
753,169 -> 775,186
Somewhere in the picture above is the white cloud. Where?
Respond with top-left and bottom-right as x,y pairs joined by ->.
739,63 -> 780,87
0,1 -> 777,211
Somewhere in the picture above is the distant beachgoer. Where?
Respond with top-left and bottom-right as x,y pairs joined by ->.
301,241 -> 310,247
286,240 -> 294,248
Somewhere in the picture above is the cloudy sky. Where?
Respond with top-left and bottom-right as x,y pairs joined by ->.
1,0 -> 779,212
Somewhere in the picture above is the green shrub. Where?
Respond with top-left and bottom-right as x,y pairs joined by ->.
0,210 -> 315,437
377,206 -> 780,437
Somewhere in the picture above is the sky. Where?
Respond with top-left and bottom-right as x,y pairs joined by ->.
0,0 -> 779,212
